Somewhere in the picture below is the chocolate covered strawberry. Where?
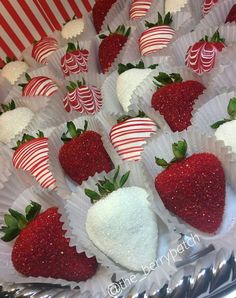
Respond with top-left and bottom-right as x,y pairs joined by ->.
85,167 -> 158,271
19,73 -> 58,97
59,121 -> 113,185
139,12 -> 175,56
202,0 -> 218,15
151,72 -> 205,132
185,30 -> 225,74
129,0 -> 152,20
117,61 -> 158,111
109,112 -> 157,161
61,43 -> 89,77
63,79 -> 102,114
225,4 -> 236,23
12,132 -> 56,190
99,25 -> 131,74
1,202 -> 98,281
155,140 -> 225,233
92,0 -> 117,33
32,37 -> 58,64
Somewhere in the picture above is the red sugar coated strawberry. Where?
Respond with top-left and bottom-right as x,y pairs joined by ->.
1,202 -> 98,281
92,0 -> 117,33
151,73 -> 205,132
155,140 -> 225,233
99,25 -> 131,74
185,30 -> 225,74
59,121 -> 113,185
226,4 -> 236,23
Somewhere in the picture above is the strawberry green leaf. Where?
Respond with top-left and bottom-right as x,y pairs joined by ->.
145,12 -> 173,28
119,171 -> 130,187
99,34 -> 107,39
155,158 -> 169,168
25,201 -> 41,222
211,119 -> 231,129
85,189 -> 101,204
1,227 -> 21,242
113,165 -> 120,184
153,72 -> 183,89
171,140 -> 187,161
25,73 -> 31,82
66,42 -> 77,53
67,121 -> 78,138
228,97 -> 236,118
9,209 -> 28,230
4,214 -> 18,228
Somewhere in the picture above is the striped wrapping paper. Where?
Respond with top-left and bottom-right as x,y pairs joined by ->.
0,0 -> 95,60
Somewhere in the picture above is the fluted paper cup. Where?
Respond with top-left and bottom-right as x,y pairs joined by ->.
197,0 -> 236,30
142,127 -> 236,249
0,76 -> 12,101
0,175 -> 112,293
59,161 -> 179,295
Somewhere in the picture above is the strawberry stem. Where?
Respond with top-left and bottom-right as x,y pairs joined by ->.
200,30 -> 225,43
66,42 -> 79,53
117,111 -> 146,123
155,140 -> 187,168
61,120 -> 88,143
84,166 -> 130,204
145,12 -> 173,28
153,72 -> 183,89
211,97 -> 236,129
1,201 -> 41,242
0,100 -> 16,115
12,131 -> 44,150
66,79 -> 86,92
117,60 -> 158,75
99,25 -> 131,39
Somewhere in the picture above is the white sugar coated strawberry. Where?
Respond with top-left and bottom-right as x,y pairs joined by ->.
165,0 -> 188,13
86,186 -> 158,271
32,37 -> 58,64
63,80 -> 102,114
202,0 -> 218,15
110,116 -> 157,161
139,13 -> 175,56
13,136 -> 56,190
117,68 -> 152,111
0,102 -> 34,144
215,120 -> 236,153
22,75 -> 58,97
61,17 -> 85,39
1,60 -> 28,85
129,0 -> 152,20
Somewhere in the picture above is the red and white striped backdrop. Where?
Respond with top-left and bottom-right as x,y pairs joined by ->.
0,0 -> 95,63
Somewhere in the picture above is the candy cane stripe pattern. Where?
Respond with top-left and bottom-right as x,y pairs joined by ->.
63,85 -> 102,114
109,117 -> 157,161
202,0 -> 218,15
61,49 -> 89,76
139,25 -> 175,56
32,37 -> 58,64
129,0 -> 152,20
22,76 -> 58,96
12,137 -> 56,190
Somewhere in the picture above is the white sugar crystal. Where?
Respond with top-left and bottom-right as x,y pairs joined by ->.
116,68 -> 152,112
215,120 -> 236,153
1,61 -> 28,85
0,107 -> 34,144
86,186 -> 158,271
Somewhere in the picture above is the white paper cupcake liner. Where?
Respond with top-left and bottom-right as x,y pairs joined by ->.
141,127 -> 236,249
196,0 -> 236,30
47,39 -> 99,80
22,31 -> 62,68
0,76 -> 13,101
58,161 -> 179,295
131,65 -> 205,132
47,115 -> 121,197
0,175 -> 112,294
171,24 -> 236,80
60,14 -> 97,44
101,65 -> 159,115
5,66 -> 63,101
192,90 -> 236,136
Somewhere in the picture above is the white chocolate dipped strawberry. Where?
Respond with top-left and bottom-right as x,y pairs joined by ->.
63,79 -> 102,114
202,0 -> 218,15
61,43 -> 89,77
1,57 -> 28,85
0,100 -> 34,144
109,112 -> 157,161
85,167 -> 158,271
185,30 -> 225,75
12,131 -> 56,190
32,37 -> 58,64
19,73 -> 58,97
116,61 -> 158,112
211,97 -> 236,153
139,12 -> 175,56
129,0 -> 153,20
61,16 -> 85,40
